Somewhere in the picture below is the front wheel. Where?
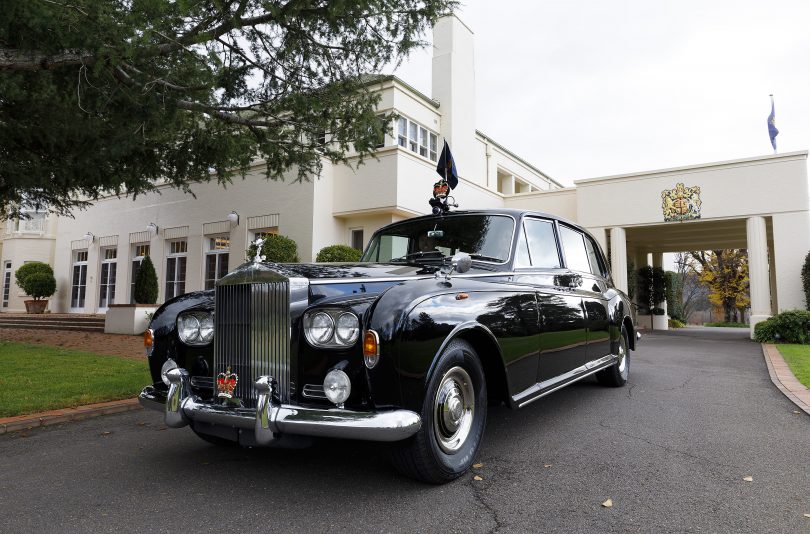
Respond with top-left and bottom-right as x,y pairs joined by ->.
596,325 -> 630,387
390,339 -> 487,484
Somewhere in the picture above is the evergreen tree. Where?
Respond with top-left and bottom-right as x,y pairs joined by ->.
134,256 -> 159,304
0,1 -> 455,218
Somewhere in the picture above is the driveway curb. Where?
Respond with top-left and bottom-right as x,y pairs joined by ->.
0,398 -> 142,435
761,343 -> 810,415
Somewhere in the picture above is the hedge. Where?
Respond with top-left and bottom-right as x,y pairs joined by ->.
754,310 -> 810,344
316,245 -> 362,262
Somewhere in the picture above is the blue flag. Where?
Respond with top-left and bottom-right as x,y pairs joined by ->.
768,96 -> 779,151
436,140 -> 459,189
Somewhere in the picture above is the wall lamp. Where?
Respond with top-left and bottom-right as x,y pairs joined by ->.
146,222 -> 159,237
83,231 -> 95,243
227,210 -> 240,226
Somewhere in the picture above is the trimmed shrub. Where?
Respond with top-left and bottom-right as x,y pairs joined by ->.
802,251 -> 810,310
15,262 -> 56,300
316,245 -> 362,263
668,318 -> 686,329
21,272 -> 57,300
133,256 -> 159,304
754,310 -> 810,343
247,234 -> 299,263
637,266 -> 667,315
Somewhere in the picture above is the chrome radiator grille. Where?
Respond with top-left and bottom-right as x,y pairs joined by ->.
213,282 -> 291,405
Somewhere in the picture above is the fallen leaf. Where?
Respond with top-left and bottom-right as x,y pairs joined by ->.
743,476 -> 753,482
793,410 -> 801,414
100,431 -> 112,436
137,422 -> 146,426
544,464 -> 552,468
473,463 -> 484,469
473,475 -> 483,481
601,499 -> 613,508
804,514 -> 810,518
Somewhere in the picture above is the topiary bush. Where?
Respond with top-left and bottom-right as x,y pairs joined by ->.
316,245 -> 362,262
14,262 -> 56,300
802,251 -> 810,310
754,310 -> 810,343
247,234 -> 299,263
133,256 -> 159,304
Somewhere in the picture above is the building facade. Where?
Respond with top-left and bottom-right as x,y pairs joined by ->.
1,15 -> 808,339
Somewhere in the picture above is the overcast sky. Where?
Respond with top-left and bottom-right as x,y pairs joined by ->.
386,0 -> 810,187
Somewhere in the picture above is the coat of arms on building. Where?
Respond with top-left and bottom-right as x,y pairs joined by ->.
661,183 -> 702,222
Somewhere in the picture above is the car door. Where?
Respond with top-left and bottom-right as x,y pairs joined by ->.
512,217 -> 588,384
558,225 -> 611,364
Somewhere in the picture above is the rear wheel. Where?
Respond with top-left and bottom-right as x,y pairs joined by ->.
390,339 -> 487,484
596,325 -> 630,387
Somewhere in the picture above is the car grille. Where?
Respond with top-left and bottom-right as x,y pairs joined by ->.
213,282 -> 291,406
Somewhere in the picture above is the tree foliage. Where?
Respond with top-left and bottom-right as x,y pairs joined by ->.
688,249 -> 749,323
636,266 -> 667,315
133,255 -> 158,304
316,244 -> 362,262
801,251 -> 810,310
248,233 -> 298,263
0,0 -> 455,219
15,262 -> 56,300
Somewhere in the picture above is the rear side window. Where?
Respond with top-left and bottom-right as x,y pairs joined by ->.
584,236 -> 608,277
524,219 -> 561,269
559,226 -> 591,273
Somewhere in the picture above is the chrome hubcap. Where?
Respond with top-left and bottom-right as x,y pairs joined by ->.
433,366 -> 475,454
617,336 -> 628,378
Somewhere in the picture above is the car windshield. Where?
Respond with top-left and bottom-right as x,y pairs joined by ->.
361,215 -> 515,264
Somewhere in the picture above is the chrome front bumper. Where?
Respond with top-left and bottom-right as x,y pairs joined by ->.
138,368 -> 421,444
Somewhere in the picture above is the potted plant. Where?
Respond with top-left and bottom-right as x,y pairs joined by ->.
637,266 -> 668,330
15,261 -> 57,314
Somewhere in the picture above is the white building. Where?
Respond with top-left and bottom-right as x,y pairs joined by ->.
1,15 -> 809,338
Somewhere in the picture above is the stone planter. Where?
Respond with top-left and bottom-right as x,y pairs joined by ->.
105,304 -> 158,335
637,314 -> 670,331
24,299 -> 48,314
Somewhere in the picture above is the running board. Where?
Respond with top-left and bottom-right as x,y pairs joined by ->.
512,354 -> 619,408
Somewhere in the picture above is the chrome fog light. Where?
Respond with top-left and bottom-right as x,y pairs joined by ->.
323,369 -> 351,406
161,358 -> 178,386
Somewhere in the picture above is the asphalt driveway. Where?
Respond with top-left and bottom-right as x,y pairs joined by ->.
1,327 -> 808,533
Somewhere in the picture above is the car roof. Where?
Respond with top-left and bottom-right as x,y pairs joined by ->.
379,209 -> 588,236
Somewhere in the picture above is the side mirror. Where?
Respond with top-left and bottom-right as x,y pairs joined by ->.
451,252 -> 472,274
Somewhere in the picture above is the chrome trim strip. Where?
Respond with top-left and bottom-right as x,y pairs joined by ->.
140,369 -> 421,443
513,354 -> 618,408
308,272 -> 515,285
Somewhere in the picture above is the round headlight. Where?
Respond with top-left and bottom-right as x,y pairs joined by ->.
323,369 -> 351,406
177,314 -> 201,343
335,313 -> 360,345
199,313 -> 214,343
308,312 -> 334,344
161,358 -> 178,387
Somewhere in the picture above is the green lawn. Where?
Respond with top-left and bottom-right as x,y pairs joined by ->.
776,344 -> 810,389
704,322 -> 748,328
0,342 -> 151,418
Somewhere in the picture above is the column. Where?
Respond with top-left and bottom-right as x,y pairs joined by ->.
610,227 -> 628,294
747,216 -> 772,339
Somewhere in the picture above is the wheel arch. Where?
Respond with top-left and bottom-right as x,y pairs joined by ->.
623,315 -> 636,351
428,321 -> 510,405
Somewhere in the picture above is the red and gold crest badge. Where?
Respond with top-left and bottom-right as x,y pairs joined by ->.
433,180 -> 450,200
216,366 -> 238,399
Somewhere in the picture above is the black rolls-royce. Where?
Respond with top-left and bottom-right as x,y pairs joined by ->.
139,209 -> 637,483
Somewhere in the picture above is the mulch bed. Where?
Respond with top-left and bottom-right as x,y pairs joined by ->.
0,328 -> 145,359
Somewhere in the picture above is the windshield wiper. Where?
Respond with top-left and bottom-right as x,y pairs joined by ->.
390,250 -> 446,263
469,254 -> 502,263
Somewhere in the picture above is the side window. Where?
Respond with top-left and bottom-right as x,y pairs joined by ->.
514,226 -> 531,267
524,219 -> 561,269
559,226 -> 591,273
584,236 -> 608,278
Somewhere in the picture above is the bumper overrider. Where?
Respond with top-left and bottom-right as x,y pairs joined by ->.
138,368 -> 422,444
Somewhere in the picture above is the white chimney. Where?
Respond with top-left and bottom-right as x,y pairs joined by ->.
432,15 -> 476,180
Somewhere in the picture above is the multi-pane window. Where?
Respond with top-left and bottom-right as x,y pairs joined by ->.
71,250 -> 88,309
252,229 -> 278,243
130,244 -> 150,304
205,236 -> 230,289
98,248 -> 117,309
165,240 -> 187,300
396,117 -> 438,161
2,261 -> 11,308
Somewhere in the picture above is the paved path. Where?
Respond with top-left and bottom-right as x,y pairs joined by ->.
1,330 -> 808,533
